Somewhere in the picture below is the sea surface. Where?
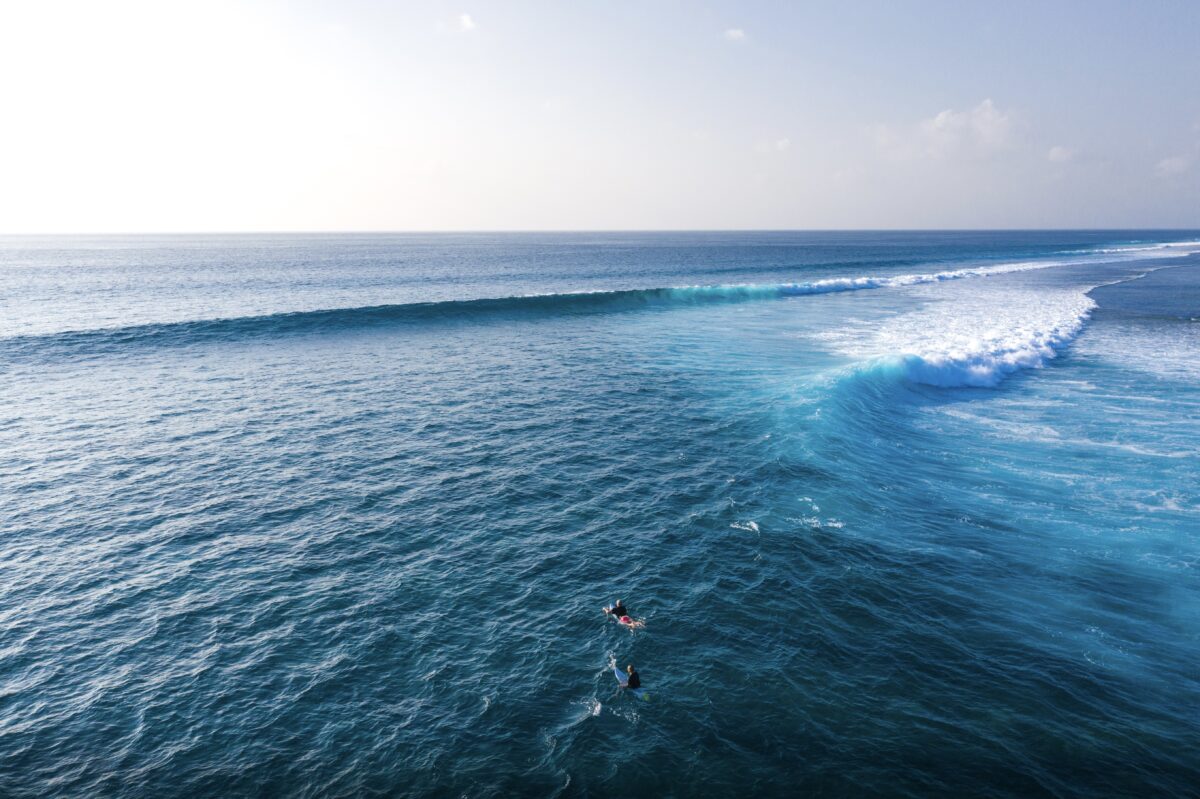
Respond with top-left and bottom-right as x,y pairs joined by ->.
1,231 -> 1198,797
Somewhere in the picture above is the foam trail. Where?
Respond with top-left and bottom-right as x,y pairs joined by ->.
897,296 -> 1095,387
1063,240 -> 1200,255
893,251 -> 1200,388
775,261 -> 1050,296
834,243 -> 1200,389
839,280 -> 1101,388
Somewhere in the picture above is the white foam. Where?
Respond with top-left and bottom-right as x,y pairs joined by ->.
898,295 -> 1094,387
838,280 -> 1098,388
803,237 -> 1200,389
776,259 -> 1064,298
1066,240 -> 1200,255
769,237 -> 1200,300
1073,314 -> 1200,382
667,237 -> 1200,306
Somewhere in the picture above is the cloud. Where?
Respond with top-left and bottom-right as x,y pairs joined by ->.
1155,155 -> 1192,177
724,28 -> 746,42
458,13 -> 475,31
1047,145 -> 1074,163
874,99 -> 1016,161
919,99 -> 1012,153
755,137 -> 791,154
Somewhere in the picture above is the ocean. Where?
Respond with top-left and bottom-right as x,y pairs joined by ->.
1,231 -> 1198,797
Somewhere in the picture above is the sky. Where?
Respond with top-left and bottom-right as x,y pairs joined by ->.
0,0 -> 1197,232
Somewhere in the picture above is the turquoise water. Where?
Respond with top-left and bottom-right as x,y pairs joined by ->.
1,232 -> 1198,796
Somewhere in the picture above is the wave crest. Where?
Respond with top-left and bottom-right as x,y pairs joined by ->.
896,299 -> 1093,387
839,282 -> 1098,388
0,260 -> 1069,360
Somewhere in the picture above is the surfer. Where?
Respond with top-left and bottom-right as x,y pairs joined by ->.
605,599 -> 645,629
604,599 -> 644,629
625,664 -> 641,689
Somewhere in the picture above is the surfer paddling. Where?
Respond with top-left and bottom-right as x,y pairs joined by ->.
604,599 -> 645,629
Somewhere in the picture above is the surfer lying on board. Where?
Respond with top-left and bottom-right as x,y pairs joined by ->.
604,600 -> 645,629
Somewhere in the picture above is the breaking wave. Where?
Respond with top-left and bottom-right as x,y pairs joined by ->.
839,281 -> 1103,388
893,296 -> 1094,387
0,259 -> 1077,360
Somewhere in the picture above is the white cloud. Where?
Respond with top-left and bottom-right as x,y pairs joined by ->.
724,28 -> 746,42
1155,155 -> 1192,177
755,137 -> 791,154
875,99 -> 1016,161
458,13 -> 475,31
1047,145 -> 1074,163
919,99 -> 1012,154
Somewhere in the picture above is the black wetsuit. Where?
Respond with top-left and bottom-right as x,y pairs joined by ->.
611,603 -> 628,618
626,670 -> 641,689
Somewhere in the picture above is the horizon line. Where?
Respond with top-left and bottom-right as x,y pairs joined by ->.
3,226 -> 1200,237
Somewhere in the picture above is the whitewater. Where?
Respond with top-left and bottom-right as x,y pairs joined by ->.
1,231 -> 1198,797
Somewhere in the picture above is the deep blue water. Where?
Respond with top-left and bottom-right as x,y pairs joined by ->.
1,231 -> 1198,797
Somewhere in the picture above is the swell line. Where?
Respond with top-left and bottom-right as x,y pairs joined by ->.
0,251 -> 1185,361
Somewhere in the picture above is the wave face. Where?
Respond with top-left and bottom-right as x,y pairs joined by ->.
0,252 -> 1169,361
3,232 -> 1200,798
4,232 -> 1196,362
